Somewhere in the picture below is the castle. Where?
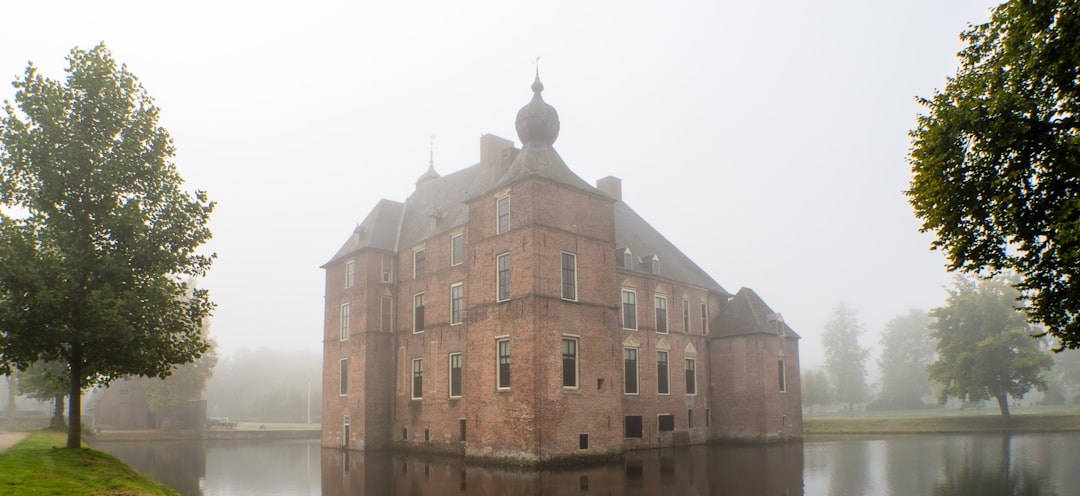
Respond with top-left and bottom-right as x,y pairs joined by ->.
321,76 -> 802,464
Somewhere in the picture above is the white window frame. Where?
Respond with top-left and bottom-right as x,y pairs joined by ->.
451,233 -> 464,266
561,252 -> 577,301
655,295 -> 668,334
682,298 -> 690,333
496,338 -> 511,390
449,353 -> 463,398
562,336 -> 579,389
450,282 -> 464,325
701,302 -> 709,335
497,252 -> 511,302
345,260 -> 355,288
339,358 -> 348,396
496,195 -> 510,234
413,292 -> 425,333
623,347 -> 639,395
413,248 -> 426,279
622,289 -> 637,330
685,357 -> 697,395
340,303 -> 350,341
778,358 -> 787,393
411,358 -> 423,400
657,350 -> 670,395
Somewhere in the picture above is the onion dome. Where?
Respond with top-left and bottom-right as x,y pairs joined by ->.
514,73 -> 560,148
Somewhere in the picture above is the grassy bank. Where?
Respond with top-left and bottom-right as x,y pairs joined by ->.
0,431 -> 178,495
806,412 -> 1080,435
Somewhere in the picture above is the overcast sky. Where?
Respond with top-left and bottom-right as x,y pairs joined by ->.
0,0 -> 1000,370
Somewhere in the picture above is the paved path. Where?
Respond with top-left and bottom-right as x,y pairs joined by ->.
0,431 -> 29,453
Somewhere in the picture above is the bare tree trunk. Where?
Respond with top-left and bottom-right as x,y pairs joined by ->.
995,394 -> 1011,417
67,346 -> 82,449
5,376 -> 16,429
50,393 -> 67,430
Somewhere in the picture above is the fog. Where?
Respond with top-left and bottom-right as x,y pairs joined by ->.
0,1 -> 1001,370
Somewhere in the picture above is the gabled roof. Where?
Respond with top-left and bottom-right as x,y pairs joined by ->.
614,201 -> 728,295
712,287 -> 800,339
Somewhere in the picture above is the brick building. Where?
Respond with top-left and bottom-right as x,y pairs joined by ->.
321,76 -> 801,464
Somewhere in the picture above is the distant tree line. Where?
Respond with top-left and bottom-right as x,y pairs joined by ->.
205,349 -> 321,423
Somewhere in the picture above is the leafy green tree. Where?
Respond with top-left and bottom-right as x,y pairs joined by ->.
877,309 -> 935,409
0,44 -> 215,448
1044,348 -> 1080,405
928,276 -> 1053,416
907,0 -> 1080,349
801,368 -> 832,413
822,304 -> 870,410
14,361 -> 68,429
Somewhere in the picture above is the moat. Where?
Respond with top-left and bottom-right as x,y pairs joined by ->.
93,432 -> 1080,495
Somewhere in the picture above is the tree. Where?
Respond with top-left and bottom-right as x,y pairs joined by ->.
822,304 -> 870,410
0,44 -> 215,448
14,361 -> 69,429
1045,348 -> 1080,405
141,331 -> 217,427
907,0 -> 1080,349
801,368 -> 832,413
927,276 -> 1053,416
877,309 -> 935,409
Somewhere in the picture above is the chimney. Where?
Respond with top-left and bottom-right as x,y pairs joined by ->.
480,134 -> 515,172
596,176 -> 622,201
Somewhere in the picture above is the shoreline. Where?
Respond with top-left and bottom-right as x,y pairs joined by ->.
805,412 -> 1080,436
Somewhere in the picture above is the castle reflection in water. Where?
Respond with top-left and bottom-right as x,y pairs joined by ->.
321,442 -> 804,496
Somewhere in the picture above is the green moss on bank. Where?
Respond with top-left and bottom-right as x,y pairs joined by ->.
0,431 -> 178,495
806,413 -> 1080,435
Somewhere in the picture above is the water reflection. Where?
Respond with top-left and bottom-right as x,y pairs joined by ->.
93,432 -> 1080,495
322,443 -> 803,495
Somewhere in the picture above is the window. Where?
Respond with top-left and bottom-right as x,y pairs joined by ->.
623,348 -> 638,395
450,283 -> 464,325
700,303 -> 709,334
579,434 -> 589,450
413,248 -> 426,278
380,297 -> 393,331
562,337 -> 578,388
624,416 -> 643,438
340,303 -> 350,341
497,253 -> 510,302
778,358 -> 787,392
685,358 -> 696,395
682,299 -> 690,333
339,358 -> 348,395
449,353 -> 462,398
496,195 -> 510,234
655,296 -> 668,333
649,255 -> 660,274
658,414 -> 675,431
618,247 -> 632,269
561,252 -> 577,301
688,410 -> 694,428
622,289 -> 637,329
413,293 -> 425,333
345,260 -> 355,288
412,358 -> 423,399
382,256 -> 393,283
657,351 -> 669,395
706,408 -> 712,427
497,339 -> 511,389
451,233 -> 464,266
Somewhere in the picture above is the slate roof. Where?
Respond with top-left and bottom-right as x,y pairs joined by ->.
323,198 -> 403,267
712,287 -> 800,339
613,201 -> 728,295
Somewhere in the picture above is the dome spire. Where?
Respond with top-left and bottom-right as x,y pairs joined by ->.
415,135 -> 440,187
515,61 -> 560,148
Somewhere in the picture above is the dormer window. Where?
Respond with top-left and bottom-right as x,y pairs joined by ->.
647,255 -> 660,274
617,247 -> 632,269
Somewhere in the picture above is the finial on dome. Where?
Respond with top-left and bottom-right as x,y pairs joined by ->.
415,135 -> 441,187
532,56 -> 544,93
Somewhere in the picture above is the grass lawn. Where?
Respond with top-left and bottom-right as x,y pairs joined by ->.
0,431 -> 178,495
805,410 -> 1080,435
233,421 -> 321,430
